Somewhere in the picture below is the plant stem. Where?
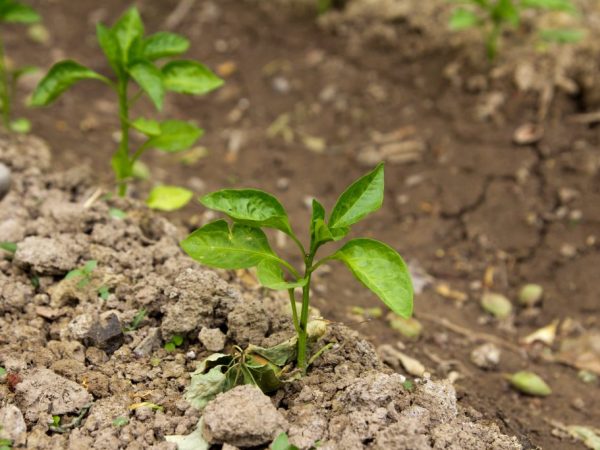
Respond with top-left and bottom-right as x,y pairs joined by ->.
486,22 -> 501,61
288,288 -> 300,333
0,31 -> 11,130
297,253 -> 314,373
117,77 -> 130,196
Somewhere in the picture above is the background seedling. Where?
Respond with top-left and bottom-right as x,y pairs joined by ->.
112,416 -> 129,427
0,0 -> 40,133
124,308 -> 147,332
31,7 -> 223,197
65,260 -> 97,289
182,163 -> 413,373
0,241 -> 16,253
449,0 -> 582,59
164,334 -> 184,352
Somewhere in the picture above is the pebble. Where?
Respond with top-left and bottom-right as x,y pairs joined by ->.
199,327 -> 226,352
470,343 -> 501,370
0,162 -> 10,199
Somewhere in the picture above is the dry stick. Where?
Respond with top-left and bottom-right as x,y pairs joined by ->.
568,110 -> 600,124
418,312 -> 527,357
164,0 -> 195,30
83,187 -> 103,209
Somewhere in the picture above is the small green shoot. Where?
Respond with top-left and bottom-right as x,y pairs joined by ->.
65,260 -> 97,289
0,241 -> 16,253
164,334 -> 184,352
112,416 -> 129,427
98,285 -> 110,300
109,207 -> 127,219
402,379 -> 415,391
31,7 -> 223,197
0,0 -> 40,133
30,274 -> 39,288
124,308 -> 147,332
272,432 -> 300,450
0,438 -> 12,450
0,366 -> 6,377
449,0 -> 582,59
146,185 -> 193,211
47,404 -> 92,433
182,163 -> 413,374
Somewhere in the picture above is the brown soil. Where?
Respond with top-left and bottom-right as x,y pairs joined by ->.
3,0 -> 600,448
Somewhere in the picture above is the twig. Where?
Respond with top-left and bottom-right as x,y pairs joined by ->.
568,111 -> 600,124
164,0 -> 195,30
83,187 -> 103,209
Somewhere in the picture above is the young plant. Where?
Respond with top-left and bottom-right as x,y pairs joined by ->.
0,0 -> 40,133
65,260 -> 97,289
449,0 -> 581,60
31,7 -> 223,197
181,163 -> 413,374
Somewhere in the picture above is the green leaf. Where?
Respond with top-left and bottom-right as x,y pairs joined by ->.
331,238 -> 413,318
109,208 -> 127,219
9,118 -> 30,134
493,0 -> 519,26
113,7 -> 144,64
508,371 -> 552,396
271,433 -> 300,450
200,189 -> 293,235
0,1 -> 40,24
329,163 -> 384,229
162,60 -> 224,95
256,260 -> 307,290
131,117 -> 161,136
184,354 -> 231,410
30,61 -> 110,106
521,0 -> 577,13
0,242 -> 17,253
146,185 -> 193,211
128,61 -> 164,110
132,160 -> 150,180
82,260 -> 98,274
181,220 -> 281,270
144,120 -> 203,152
0,366 -> 6,376
112,416 -> 129,427
142,32 -> 189,60
449,8 -> 480,30
96,24 -> 122,73
98,285 -> 110,300
539,28 -> 584,43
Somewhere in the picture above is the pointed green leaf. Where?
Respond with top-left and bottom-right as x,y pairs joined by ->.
142,32 -> 189,60
449,8 -> 480,30
144,120 -> 203,152
128,61 -> 164,110
332,238 -> 413,317
271,433 -> 300,450
30,61 -> 110,106
113,7 -> 144,64
0,1 -> 40,24
521,0 -> 577,13
329,163 -> 384,229
200,189 -> 292,235
0,242 -> 17,253
9,118 -> 31,134
162,60 -> 224,95
146,185 -> 193,211
309,199 -> 349,247
256,260 -> 307,290
131,117 -> 160,136
181,220 -> 282,270
509,371 -> 552,396
96,23 -> 121,72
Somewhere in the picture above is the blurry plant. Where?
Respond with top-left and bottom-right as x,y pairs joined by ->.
31,7 -> 223,197
164,334 -> 184,352
124,308 -> 147,332
0,0 -> 40,133
449,0 -> 582,60
65,260 -> 97,289
182,163 -> 413,377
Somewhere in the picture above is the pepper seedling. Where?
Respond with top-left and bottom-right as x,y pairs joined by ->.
182,163 -> 413,374
31,7 -> 223,198
449,0 -> 582,60
0,0 -> 40,133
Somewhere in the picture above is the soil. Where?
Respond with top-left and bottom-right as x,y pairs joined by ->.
2,0 -> 600,448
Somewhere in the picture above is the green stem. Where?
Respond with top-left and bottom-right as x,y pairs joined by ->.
486,22 -> 501,61
117,77 -> 130,196
0,31 -> 11,130
297,253 -> 314,373
288,288 -> 300,333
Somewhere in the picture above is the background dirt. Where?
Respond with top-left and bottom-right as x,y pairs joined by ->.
4,0 -> 600,448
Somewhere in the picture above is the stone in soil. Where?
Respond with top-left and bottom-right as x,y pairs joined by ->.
198,327 -> 226,352
202,385 -> 288,447
68,311 -> 124,353
0,405 -> 26,445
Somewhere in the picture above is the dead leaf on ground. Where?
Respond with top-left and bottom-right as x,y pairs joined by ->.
435,283 -> 468,302
556,332 -> 600,375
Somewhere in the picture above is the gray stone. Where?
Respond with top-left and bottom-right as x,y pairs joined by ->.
202,385 -> 288,447
14,235 -> 83,275
69,312 -> 123,353
199,327 -> 226,352
413,380 -> 457,425
134,327 -> 161,357
15,368 -> 92,422
0,405 -> 26,445
0,162 -> 10,199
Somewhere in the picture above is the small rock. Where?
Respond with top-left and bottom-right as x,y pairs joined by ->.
513,123 -> 543,145
199,327 -> 226,352
134,327 -> 161,357
69,312 -> 123,353
413,380 -> 457,425
0,162 -> 10,199
0,405 -> 26,445
470,343 -> 501,369
480,292 -> 513,319
518,284 -> 543,307
272,76 -> 290,94
202,385 -> 288,447
15,368 -> 92,422
14,235 -> 83,275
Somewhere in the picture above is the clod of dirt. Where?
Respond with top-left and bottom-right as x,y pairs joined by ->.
470,343 -> 501,370
0,404 -> 26,445
15,368 -> 92,422
0,162 -> 10,199
202,385 -> 288,447
133,327 -> 162,357
68,311 -> 124,353
199,327 -> 227,352
227,297 -> 270,346
14,235 -> 85,275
